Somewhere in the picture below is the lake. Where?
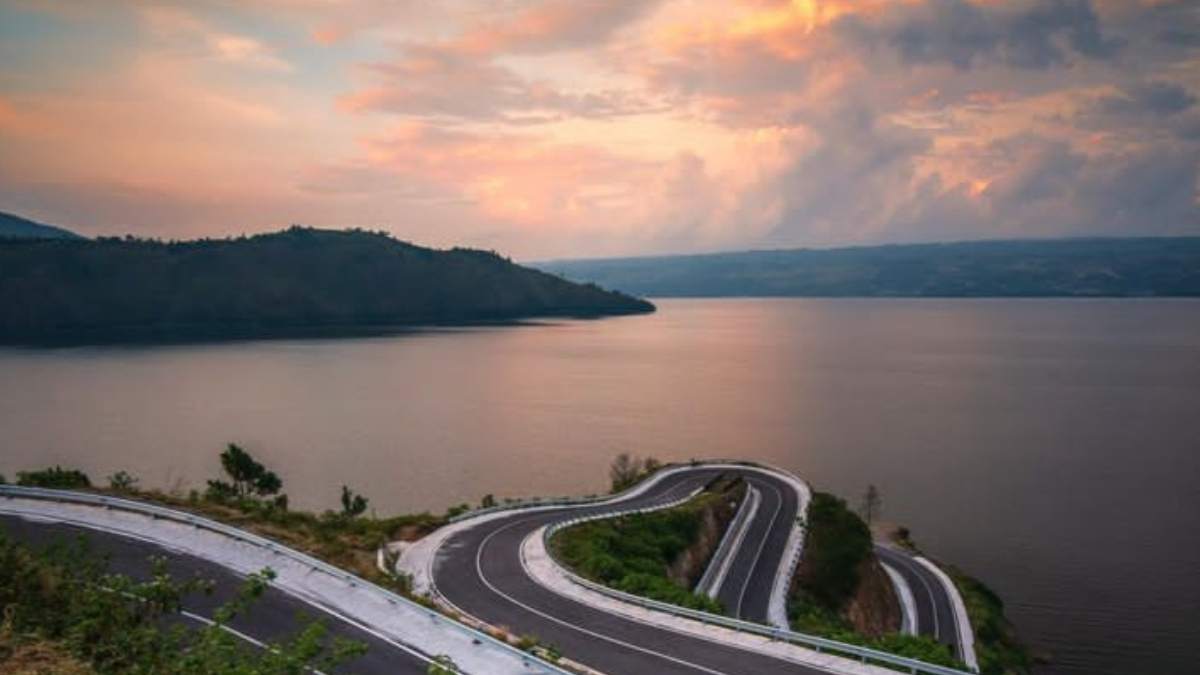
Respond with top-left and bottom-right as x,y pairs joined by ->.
2,298 -> 1198,674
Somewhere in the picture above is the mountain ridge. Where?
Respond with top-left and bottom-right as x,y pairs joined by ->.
0,226 -> 653,344
534,237 -> 1200,298
0,210 -> 83,240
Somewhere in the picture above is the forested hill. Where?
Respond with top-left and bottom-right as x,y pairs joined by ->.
536,238 -> 1200,298
0,227 -> 653,344
0,210 -> 82,240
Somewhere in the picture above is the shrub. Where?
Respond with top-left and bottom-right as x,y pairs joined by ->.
794,492 -> 871,611
426,654 -> 457,675
209,443 -> 282,499
608,453 -> 662,493
16,466 -> 91,489
107,470 -> 138,492
340,485 -> 368,518
0,532 -> 366,673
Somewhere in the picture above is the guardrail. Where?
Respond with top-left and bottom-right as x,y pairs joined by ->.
544,508 -> 973,675
447,458 -> 801,524
0,485 -> 573,675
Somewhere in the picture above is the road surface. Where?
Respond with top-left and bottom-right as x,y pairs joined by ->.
432,466 -> 823,675
0,515 -> 432,674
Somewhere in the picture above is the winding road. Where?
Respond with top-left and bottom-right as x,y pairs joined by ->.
1,464 -> 972,675
430,465 -> 821,674
875,545 -> 967,659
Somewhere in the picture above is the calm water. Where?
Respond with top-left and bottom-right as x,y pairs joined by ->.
2,299 -> 1198,674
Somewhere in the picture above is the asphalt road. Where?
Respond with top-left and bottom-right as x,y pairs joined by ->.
433,466 -> 816,675
874,544 -> 962,658
0,515 -> 431,675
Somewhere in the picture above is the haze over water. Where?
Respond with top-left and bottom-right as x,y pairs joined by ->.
2,298 -> 1198,674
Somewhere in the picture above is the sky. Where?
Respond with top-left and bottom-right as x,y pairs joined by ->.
0,0 -> 1198,260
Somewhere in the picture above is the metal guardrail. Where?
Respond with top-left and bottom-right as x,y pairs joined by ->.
0,485 -> 573,675
447,459 -> 791,524
543,506 -> 973,675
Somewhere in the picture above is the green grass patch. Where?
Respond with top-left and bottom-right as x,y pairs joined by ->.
788,601 -> 963,669
551,480 -> 741,613
793,491 -> 873,612
0,532 -> 366,674
947,567 -> 1032,675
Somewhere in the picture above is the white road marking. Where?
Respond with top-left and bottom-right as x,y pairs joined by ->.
733,479 -> 782,619
474,516 -> 735,675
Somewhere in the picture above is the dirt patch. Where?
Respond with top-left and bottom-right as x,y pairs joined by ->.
0,638 -> 94,675
844,558 -> 902,637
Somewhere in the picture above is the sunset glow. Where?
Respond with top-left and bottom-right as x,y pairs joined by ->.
0,0 -> 1197,258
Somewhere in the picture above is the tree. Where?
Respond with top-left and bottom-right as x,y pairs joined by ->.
860,484 -> 882,526
609,453 -> 661,493
208,443 -> 282,500
480,493 -> 496,508
609,453 -> 639,492
340,485 -> 368,518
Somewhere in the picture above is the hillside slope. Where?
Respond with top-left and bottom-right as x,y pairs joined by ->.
0,211 -> 82,240
0,227 -> 653,343
537,238 -> 1200,297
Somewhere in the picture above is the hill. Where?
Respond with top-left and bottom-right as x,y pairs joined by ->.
535,238 -> 1200,298
0,227 -> 653,344
0,210 -> 82,240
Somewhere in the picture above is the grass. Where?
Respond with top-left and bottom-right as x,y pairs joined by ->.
788,600 -> 963,669
0,638 -> 96,675
792,492 -> 873,611
946,567 -> 1032,675
551,476 -> 743,614
111,488 -> 444,595
0,532 -> 366,674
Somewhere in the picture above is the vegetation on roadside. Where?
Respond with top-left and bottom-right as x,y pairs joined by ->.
7,446 -> 445,598
552,474 -> 742,613
947,568 -> 1032,675
789,492 -> 962,669
0,532 -> 366,673
608,453 -> 662,493
14,466 -> 91,489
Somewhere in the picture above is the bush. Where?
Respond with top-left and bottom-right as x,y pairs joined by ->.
950,568 -> 1032,675
608,453 -> 662,493
0,532 -> 367,673
16,466 -> 91,489
107,470 -> 138,492
552,492 -> 726,614
340,485 -> 368,518
794,492 -> 872,611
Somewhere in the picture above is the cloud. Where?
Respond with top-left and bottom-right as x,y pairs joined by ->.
2,0 -> 1198,257
1095,81 -> 1197,118
837,0 -> 1123,70
140,5 -> 293,72
341,43 -> 654,122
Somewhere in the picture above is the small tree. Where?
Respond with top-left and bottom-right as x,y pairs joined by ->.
480,493 -> 496,508
609,453 -> 639,492
217,443 -> 281,498
609,453 -> 661,493
860,484 -> 882,526
340,485 -> 368,518
107,470 -> 138,492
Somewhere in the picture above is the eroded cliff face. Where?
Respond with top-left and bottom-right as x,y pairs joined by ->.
844,558 -> 902,637
667,476 -> 746,588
